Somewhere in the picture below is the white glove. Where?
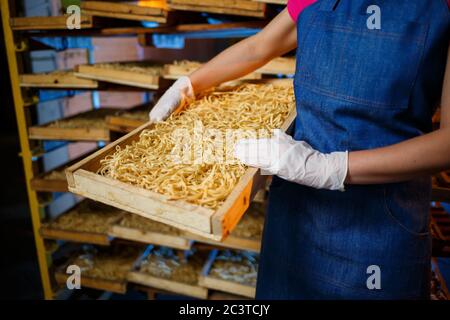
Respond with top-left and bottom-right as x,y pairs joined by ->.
149,76 -> 195,122
234,130 -> 348,191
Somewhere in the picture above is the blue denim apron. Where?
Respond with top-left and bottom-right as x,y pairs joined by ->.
256,0 -> 449,299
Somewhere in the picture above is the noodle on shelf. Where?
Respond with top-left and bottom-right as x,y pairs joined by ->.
98,84 -> 294,210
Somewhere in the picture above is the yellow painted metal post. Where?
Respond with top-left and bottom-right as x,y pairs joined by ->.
1,0 -> 54,299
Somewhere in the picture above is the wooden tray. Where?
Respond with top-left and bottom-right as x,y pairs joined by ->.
66,81 -> 295,241
30,151 -> 98,193
127,247 -> 209,299
40,200 -> 125,245
75,63 -> 162,90
110,214 -> 193,250
28,108 -> 115,141
81,1 -> 170,24
30,170 -> 68,193
20,71 -> 98,89
105,107 -> 148,134
199,250 -> 256,298
54,244 -> 145,294
10,15 -> 93,31
168,0 -> 266,18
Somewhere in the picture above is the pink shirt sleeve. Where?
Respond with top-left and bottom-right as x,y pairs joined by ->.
287,0 -> 317,22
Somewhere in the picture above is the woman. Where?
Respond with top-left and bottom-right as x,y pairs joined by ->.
150,0 -> 450,299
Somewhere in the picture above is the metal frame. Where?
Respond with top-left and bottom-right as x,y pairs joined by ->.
1,0 -> 54,299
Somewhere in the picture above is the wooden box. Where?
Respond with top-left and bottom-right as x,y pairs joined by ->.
66,81 -> 296,241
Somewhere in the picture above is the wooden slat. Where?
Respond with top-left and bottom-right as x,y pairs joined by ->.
110,224 -> 193,250
20,72 -> 98,89
10,15 -> 93,31
199,275 -> 255,298
75,64 -> 161,90
189,233 -> 261,252
40,227 -> 111,246
168,0 -> 266,17
29,127 -> 110,141
55,272 -> 127,294
30,176 -> 68,193
128,272 -> 208,299
81,1 -> 168,17
169,0 -> 264,11
28,109 -> 115,142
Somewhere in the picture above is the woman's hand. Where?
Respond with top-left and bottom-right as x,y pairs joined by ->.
234,130 -> 348,191
149,76 -> 195,122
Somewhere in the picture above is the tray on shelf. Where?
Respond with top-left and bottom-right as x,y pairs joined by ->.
75,62 -> 163,90
40,200 -> 125,245
28,108 -> 116,141
128,247 -> 209,299
110,213 -> 193,250
10,15 -> 93,31
199,250 -> 257,298
81,1 -> 171,24
20,71 -> 98,89
167,0 -> 266,18
105,107 -> 149,134
55,244 -> 145,294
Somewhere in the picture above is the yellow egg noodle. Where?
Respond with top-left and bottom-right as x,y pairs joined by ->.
98,84 -> 294,210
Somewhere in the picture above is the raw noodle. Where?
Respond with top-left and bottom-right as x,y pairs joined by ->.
98,84 -> 294,210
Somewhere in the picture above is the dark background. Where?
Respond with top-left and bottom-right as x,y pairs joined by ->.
0,21 -> 43,299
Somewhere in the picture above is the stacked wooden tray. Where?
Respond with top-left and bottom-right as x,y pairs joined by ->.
40,200 -> 125,245
110,213 -> 193,250
199,250 -> 257,298
188,202 -> 265,252
128,247 -> 209,299
19,71 -> 98,89
75,62 -> 163,90
66,80 -> 296,241
81,1 -> 171,24
28,108 -> 116,141
55,244 -> 145,294
167,0 -> 266,17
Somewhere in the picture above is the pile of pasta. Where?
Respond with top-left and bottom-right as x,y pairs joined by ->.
47,200 -> 123,234
98,84 -> 294,210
